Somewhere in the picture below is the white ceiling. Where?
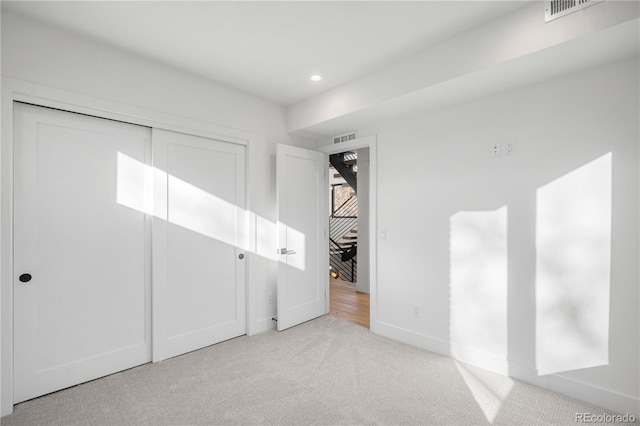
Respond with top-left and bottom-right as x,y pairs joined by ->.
2,1 -> 534,106
303,14 -> 640,136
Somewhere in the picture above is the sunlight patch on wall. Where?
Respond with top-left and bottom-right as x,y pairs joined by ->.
116,152 -> 305,270
535,153 -> 611,375
450,207 -> 508,363
256,215 -> 278,261
455,361 -> 513,423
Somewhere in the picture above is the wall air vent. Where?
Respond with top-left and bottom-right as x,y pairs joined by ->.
545,0 -> 604,23
333,132 -> 358,144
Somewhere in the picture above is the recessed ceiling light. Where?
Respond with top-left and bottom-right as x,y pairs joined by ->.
310,74 -> 322,82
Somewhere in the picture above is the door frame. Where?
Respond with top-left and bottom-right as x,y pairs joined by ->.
318,135 -> 377,330
0,78 -> 253,416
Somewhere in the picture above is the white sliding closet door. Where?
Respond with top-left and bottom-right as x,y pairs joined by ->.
13,103 -> 152,403
152,129 -> 247,361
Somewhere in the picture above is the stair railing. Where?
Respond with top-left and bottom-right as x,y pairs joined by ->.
329,195 -> 358,282
330,196 -> 357,238
330,238 -> 357,283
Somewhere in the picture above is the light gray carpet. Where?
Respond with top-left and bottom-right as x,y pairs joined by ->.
1,316 -> 631,425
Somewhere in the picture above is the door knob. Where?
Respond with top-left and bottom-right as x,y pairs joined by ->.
19,273 -> 32,283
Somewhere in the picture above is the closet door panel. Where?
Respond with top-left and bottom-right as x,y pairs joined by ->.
152,129 -> 246,361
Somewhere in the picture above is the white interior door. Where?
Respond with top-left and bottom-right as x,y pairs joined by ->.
152,129 -> 246,361
276,144 -> 327,331
13,103 -> 152,403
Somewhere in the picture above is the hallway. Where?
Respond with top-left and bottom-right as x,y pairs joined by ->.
329,278 -> 370,328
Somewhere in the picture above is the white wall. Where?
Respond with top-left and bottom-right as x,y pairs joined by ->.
0,8 -> 3,413
361,58 -> 639,415
0,12 -> 305,415
356,148 -> 370,293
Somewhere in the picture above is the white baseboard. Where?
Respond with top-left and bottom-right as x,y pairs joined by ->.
510,364 -> 640,417
450,343 -> 510,376
253,317 -> 277,335
373,320 -> 450,357
370,320 -> 639,417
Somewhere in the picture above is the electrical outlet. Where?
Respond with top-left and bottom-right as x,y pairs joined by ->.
503,140 -> 516,156
491,143 -> 501,157
412,304 -> 421,317
267,292 -> 274,305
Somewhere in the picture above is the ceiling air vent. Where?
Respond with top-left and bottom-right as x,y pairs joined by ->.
333,132 -> 358,144
545,0 -> 604,23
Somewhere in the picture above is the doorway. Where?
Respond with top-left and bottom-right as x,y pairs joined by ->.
327,148 -> 371,328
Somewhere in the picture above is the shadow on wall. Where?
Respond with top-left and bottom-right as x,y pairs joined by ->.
449,153 -> 612,422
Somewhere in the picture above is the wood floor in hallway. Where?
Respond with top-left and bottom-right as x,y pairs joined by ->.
329,277 -> 370,328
